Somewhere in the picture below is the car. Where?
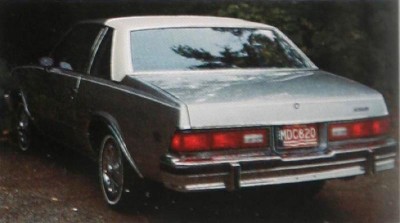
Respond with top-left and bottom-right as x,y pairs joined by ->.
11,15 -> 397,207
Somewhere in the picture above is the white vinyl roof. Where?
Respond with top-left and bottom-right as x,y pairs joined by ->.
84,16 -> 299,81
99,15 -> 273,31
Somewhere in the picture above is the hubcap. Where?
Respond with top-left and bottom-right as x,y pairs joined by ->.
100,136 -> 124,204
17,109 -> 30,151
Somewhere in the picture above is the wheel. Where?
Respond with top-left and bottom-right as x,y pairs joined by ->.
15,105 -> 33,152
99,134 -> 130,208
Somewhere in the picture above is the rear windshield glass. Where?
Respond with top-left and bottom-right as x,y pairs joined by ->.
131,27 -> 312,72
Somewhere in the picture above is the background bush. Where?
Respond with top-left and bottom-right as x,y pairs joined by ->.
0,0 -> 397,116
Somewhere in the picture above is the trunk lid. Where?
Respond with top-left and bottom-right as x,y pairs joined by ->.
132,69 -> 388,128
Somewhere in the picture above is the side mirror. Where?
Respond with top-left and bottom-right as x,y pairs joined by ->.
59,61 -> 73,71
39,57 -> 54,68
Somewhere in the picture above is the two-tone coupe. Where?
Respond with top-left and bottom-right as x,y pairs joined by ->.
11,16 -> 397,207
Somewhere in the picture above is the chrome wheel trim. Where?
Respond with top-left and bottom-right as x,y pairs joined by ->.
16,109 -> 30,152
99,135 -> 124,205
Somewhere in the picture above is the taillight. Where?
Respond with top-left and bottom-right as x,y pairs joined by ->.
372,118 -> 390,135
171,129 -> 269,152
212,131 -> 240,149
328,117 -> 390,141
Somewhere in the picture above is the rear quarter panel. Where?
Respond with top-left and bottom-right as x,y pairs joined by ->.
75,76 -> 180,181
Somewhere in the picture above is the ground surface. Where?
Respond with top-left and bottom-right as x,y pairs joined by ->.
0,141 -> 399,223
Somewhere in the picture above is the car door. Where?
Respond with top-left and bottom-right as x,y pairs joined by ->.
72,26 -> 114,152
42,24 -> 106,145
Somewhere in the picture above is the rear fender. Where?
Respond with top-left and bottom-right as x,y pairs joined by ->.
90,112 -> 143,178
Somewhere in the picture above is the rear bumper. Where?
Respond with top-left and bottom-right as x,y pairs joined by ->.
160,139 -> 397,192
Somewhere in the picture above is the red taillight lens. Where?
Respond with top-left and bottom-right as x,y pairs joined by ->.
171,132 -> 209,152
171,129 -> 268,152
372,118 -> 390,135
212,131 -> 240,149
351,122 -> 370,138
329,117 -> 390,141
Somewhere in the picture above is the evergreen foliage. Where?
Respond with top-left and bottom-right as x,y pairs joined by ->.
0,1 -> 397,112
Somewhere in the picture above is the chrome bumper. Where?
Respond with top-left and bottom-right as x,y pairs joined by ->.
160,139 -> 397,192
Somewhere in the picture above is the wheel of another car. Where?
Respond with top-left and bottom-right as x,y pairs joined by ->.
99,134 -> 131,208
15,105 -> 33,152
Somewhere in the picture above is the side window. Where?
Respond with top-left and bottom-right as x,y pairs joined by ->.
90,29 -> 113,80
52,24 -> 102,74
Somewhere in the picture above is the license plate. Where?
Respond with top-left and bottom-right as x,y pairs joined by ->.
277,124 -> 318,149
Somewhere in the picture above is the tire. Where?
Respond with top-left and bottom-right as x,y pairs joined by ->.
15,105 -> 33,152
99,134 -> 134,209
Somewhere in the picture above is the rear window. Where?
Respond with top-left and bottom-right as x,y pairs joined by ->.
130,27 -> 312,72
